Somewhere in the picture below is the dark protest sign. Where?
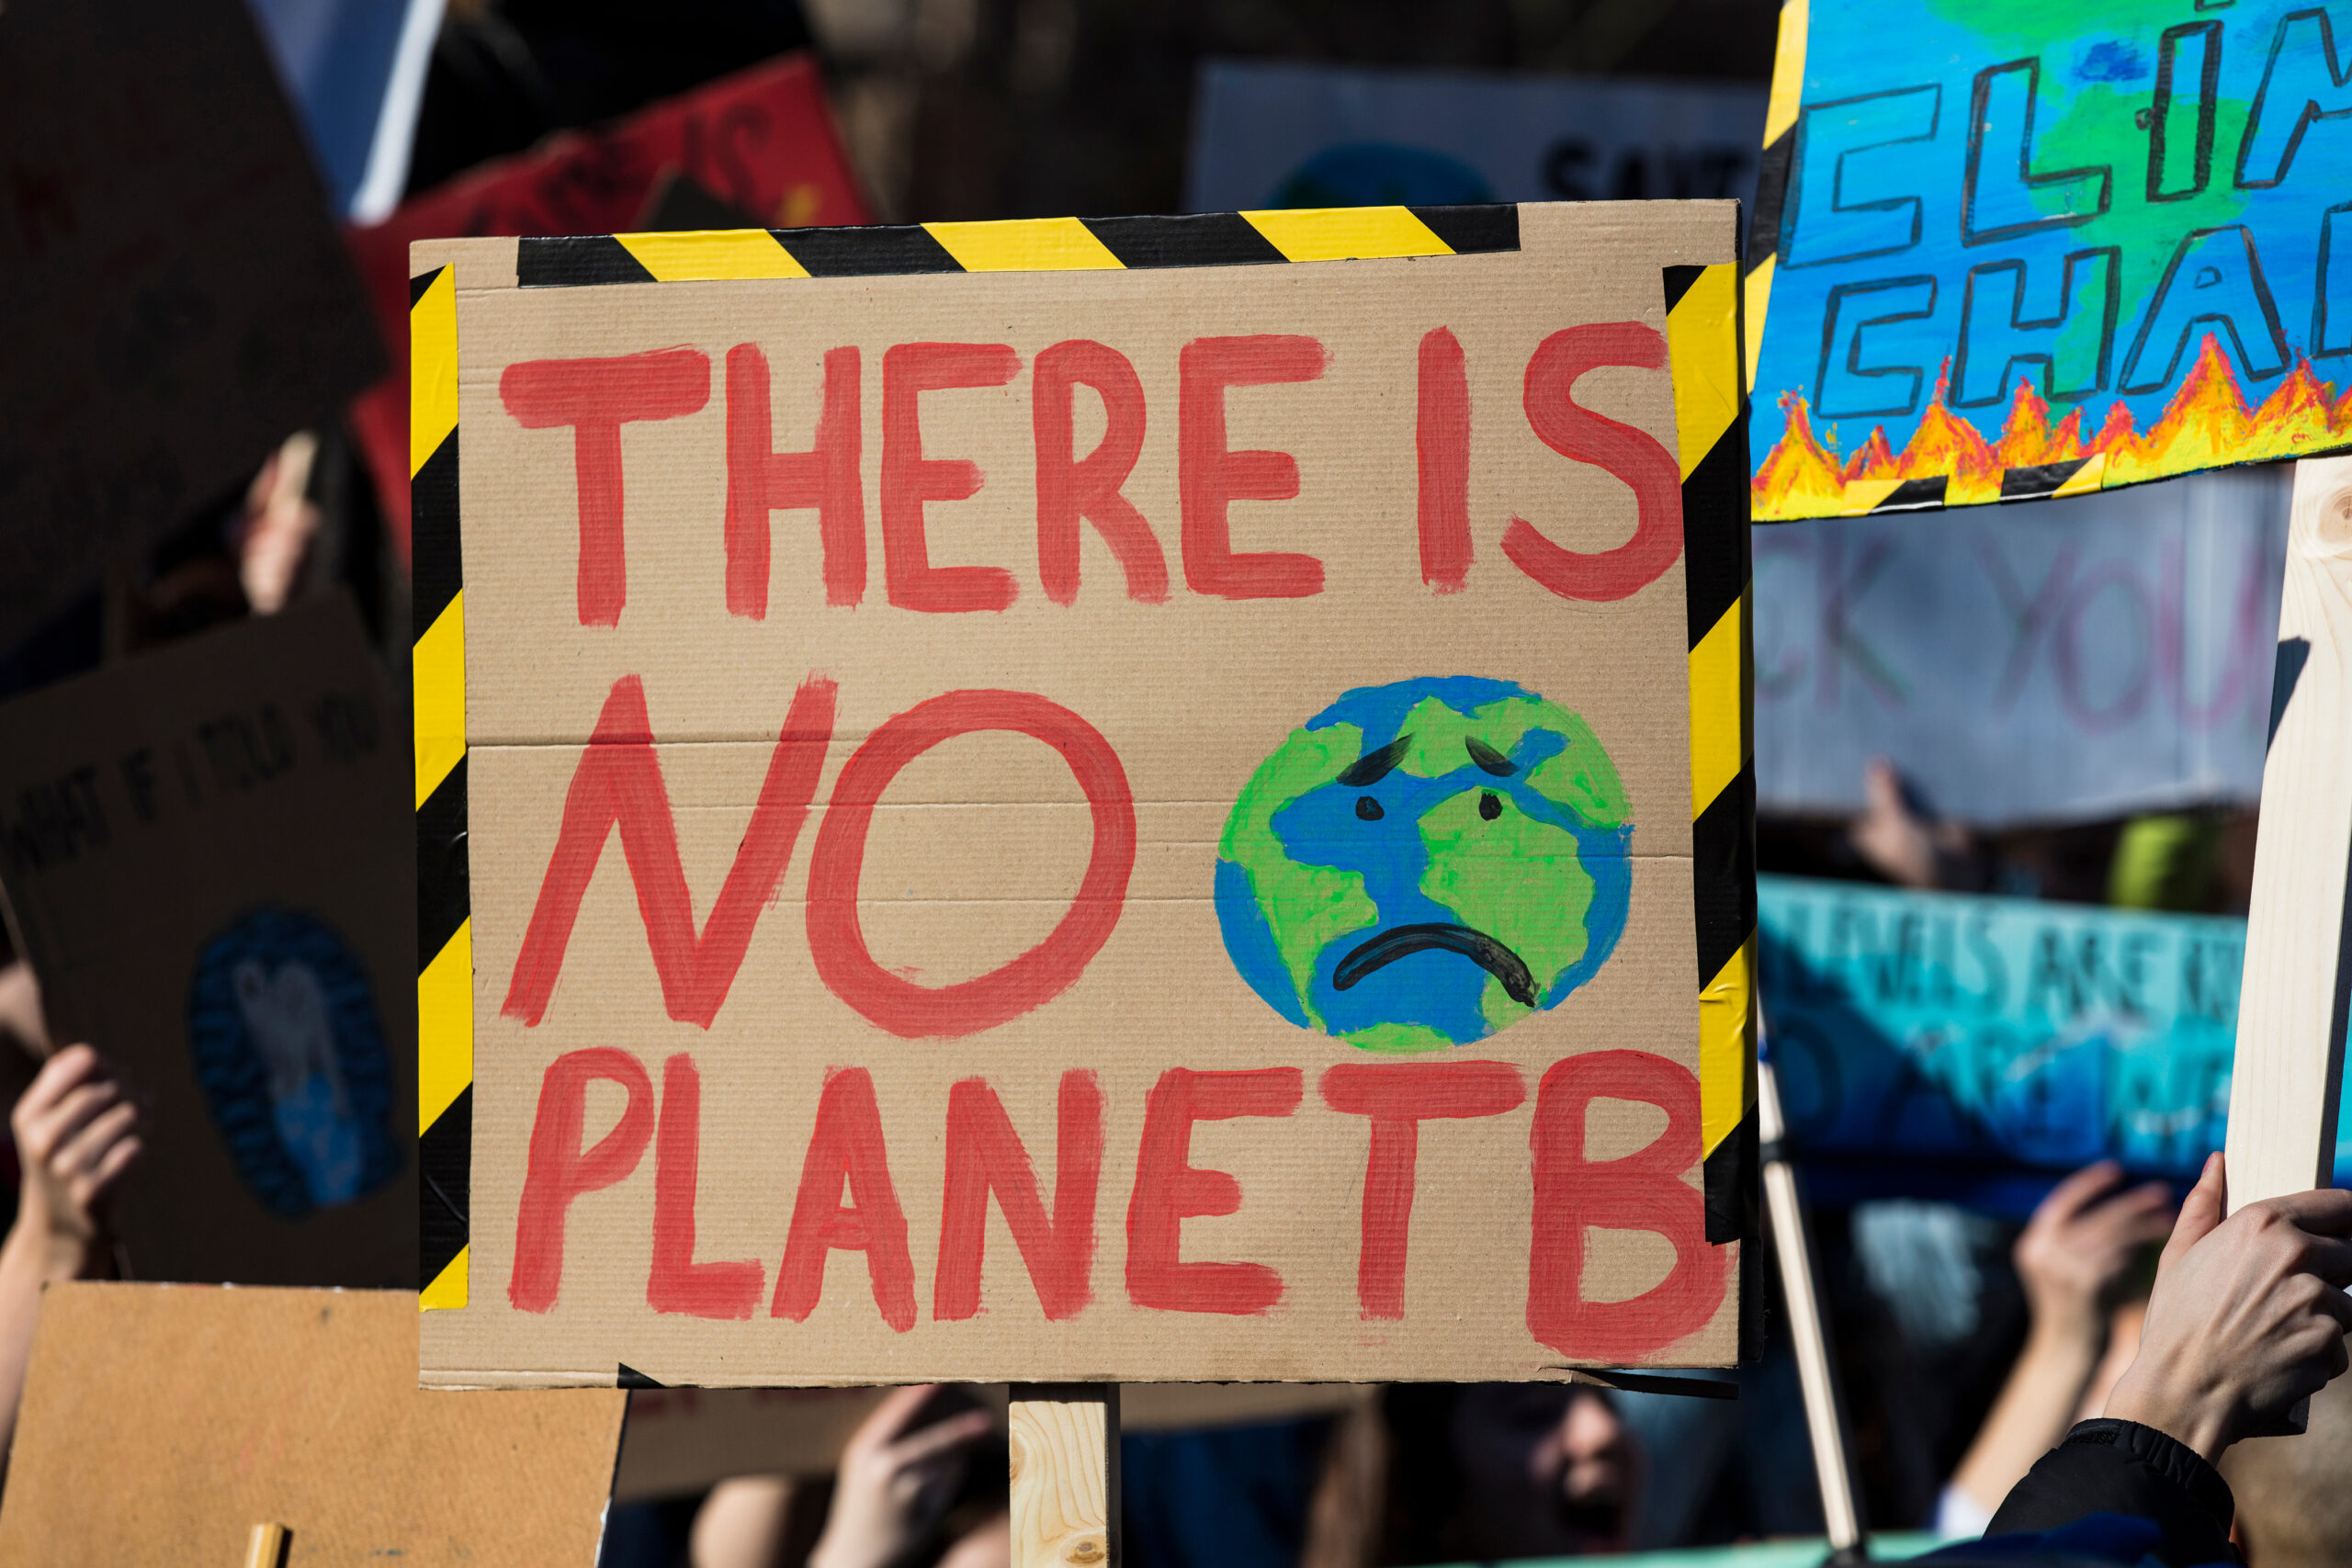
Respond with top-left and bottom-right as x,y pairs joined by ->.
1748,0 -> 2352,520
1753,874 -> 2352,1217
343,51 -> 871,561
0,0 -> 384,649
1754,468 -> 2287,825
0,599 -> 414,1286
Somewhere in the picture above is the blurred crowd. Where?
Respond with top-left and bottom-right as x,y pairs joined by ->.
2,1 -> 2348,1566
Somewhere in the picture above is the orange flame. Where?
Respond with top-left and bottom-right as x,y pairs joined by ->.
1751,332 -> 2351,518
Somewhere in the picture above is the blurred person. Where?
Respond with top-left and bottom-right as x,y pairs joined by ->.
0,1044 -> 142,1467
1974,1152 -> 2352,1565
2220,1331 -> 2352,1566
1937,1163 -> 2175,1538
692,1384 -> 1002,1568
1377,1382 -> 1634,1562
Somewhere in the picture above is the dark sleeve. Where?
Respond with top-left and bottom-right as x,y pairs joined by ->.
1985,1417 -> 2239,1567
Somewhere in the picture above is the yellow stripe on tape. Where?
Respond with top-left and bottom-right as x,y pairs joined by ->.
421,1245 -> 469,1312
616,229 -> 810,281
923,217 -> 1125,272
1667,264 -> 1741,483
1840,477 -> 1906,515
1688,590 -> 1748,818
1763,0 -> 1810,148
410,267 -> 458,478
413,591 -> 466,809
1700,936 -> 1756,1156
1241,207 -> 1451,263
419,919 -> 473,1137
1742,254 -> 1774,393
2056,452 -> 2109,497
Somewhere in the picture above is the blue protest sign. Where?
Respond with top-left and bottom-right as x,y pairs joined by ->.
1758,874 -> 2352,1215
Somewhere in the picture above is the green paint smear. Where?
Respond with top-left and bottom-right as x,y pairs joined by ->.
1343,1021 -> 1458,1055
1418,784 -> 1596,1004
1392,694 -> 1629,829
1221,721 -> 1376,1029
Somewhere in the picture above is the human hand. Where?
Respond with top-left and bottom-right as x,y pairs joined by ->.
808,1385 -> 995,1568
2015,1162 -> 2176,1343
1849,759 -> 1984,891
6,1044 -> 141,1280
2104,1152 -> 2352,1461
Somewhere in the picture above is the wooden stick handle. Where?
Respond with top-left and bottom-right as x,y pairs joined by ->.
242,1522 -> 287,1568
1010,1384 -> 1118,1568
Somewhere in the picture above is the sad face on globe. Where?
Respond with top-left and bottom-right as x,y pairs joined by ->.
1215,676 -> 1632,1053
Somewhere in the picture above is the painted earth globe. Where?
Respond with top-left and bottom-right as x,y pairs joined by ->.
1215,676 -> 1632,1053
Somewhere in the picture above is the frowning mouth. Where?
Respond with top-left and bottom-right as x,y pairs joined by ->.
1332,923 -> 1537,1007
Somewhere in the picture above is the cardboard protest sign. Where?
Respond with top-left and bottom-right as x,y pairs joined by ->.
0,1283 -> 624,1565
1752,874 -> 2352,1216
344,51 -> 871,561
0,0 -> 384,651
413,201 -> 1755,1387
1186,60 -> 1766,213
1747,0 -> 2352,520
1756,467 -> 2288,826
0,598 -> 415,1286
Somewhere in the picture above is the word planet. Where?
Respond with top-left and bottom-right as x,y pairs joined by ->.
1216,676 -> 1632,1052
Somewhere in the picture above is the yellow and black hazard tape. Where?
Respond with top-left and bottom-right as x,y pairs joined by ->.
512,204 -> 1520,285
1665,261 -> 1757,1247
413,263 -> 472,1311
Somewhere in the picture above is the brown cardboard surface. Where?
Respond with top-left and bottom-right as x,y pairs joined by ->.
0,1282 -> 623,1565
0,0 -> 383,649
422,202 -> 1749,1386
0,598 -> 416,1286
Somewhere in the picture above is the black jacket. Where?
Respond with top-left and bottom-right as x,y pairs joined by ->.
1985,1418 -> 2240,1566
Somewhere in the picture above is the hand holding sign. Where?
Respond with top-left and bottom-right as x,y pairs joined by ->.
2108,1154 -> 2352,1462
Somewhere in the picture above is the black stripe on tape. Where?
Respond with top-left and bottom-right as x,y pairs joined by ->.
1692,763 -> 1756,989
1408,203 -> 1521,256
1871,476 -> 1951,511
1081,212 -> 1288,269
418,754 -> 469,969
1663,263 -> 1707,315
420,1084 -> 471,1287
777,223 -> 964,277
1682,431 -> 1752,651
1704,1105 -> 1758,1246
1749,125 -> 1794,266
411,433 -> 461,634
2000,457 -> 2094,500
518,235 -> 656,288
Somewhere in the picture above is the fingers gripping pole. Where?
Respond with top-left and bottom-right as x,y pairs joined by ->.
1010,1385 -> 1119,1568
1758,1032 -> 1869,1562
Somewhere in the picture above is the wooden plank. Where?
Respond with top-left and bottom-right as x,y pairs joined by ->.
2226,456 -> 2352,1211
1009,1385 -> 1118,1568
1757,1042 -> 1867,1562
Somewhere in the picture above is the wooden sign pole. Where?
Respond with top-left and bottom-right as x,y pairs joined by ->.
1757,1016 -> 1869,1564
2225,455 -> 2352,1211
1009,1386 -> 1119,1568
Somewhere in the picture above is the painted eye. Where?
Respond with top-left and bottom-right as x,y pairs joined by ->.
1479,791 -> 1502,820
1356,796 -> 1383,821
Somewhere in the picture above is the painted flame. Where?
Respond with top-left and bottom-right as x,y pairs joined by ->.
1751,333 -> 2351,519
